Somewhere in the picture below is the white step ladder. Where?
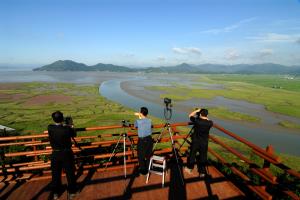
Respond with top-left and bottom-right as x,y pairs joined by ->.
146,155 -> 166,187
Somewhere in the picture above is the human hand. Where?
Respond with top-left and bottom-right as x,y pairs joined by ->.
134,112 -> 140,116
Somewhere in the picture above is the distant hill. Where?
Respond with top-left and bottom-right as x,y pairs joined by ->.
33,60 -> 135,72
33,60 -> 88,71
33,60 -> 300,74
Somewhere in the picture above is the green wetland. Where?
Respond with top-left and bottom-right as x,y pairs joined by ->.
0,71 -> 299,171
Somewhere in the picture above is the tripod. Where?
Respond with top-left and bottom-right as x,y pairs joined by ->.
153,121 -> 185,185
105,127 -> 134,178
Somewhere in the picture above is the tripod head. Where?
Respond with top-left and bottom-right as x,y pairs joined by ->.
121,120 -> 134,128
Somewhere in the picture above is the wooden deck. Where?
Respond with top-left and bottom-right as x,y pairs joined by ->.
1,164 -> 246,200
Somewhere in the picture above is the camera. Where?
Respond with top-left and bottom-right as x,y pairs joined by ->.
64,116 -> 73,126
163,97 -> 172,120
122,120 -> 130,127
164,97 -> 172,106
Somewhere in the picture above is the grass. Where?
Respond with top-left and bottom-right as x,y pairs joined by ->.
148,74 -> 300,119
206,74 -> 300,92
0,82 -> 162,134
208,107 -> 260,122
278,121 -> 300,129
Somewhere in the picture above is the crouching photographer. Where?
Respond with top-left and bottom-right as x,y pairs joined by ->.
185,108 -> 213,177
48,111 -> 77,200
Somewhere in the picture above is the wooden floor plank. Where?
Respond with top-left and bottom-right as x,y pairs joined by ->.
0,165 -> 245,200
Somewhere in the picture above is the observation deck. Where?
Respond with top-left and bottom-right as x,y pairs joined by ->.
0,122 -> 299,200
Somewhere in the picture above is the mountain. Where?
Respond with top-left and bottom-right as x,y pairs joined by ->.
33,60 -> 135,72
90,63 -> 135,72
33,60 -> 89,71
33,60 -> 300,74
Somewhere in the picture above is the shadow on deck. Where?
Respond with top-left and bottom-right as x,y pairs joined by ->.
1,163 -> 246,200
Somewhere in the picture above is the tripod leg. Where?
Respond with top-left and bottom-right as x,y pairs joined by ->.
105,136 -> 122,169
178,127 -> 193,151
124,135 -> 126,178
153,126 -> 166,151
168,126 -> 185,185
126,135 -> 135,157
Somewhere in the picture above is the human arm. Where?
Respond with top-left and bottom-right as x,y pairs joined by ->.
68,126 -> 76,137
188,108 -> 201,118
134,112 -> 143,119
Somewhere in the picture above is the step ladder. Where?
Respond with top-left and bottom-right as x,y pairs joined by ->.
146,155 -> 166,187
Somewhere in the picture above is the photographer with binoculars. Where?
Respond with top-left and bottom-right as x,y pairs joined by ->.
48,111 -> 77,200
134,107 -> 153,175
185,108 -> 213,177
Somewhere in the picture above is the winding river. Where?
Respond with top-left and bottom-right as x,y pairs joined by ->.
100,79 -> 300,156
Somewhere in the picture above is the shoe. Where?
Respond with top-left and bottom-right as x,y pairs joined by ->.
68,192 -> 77,200
53,193 -> 59,200
199,173 -> 206,178
184,167 -> 192,175
141,169 -> 148,175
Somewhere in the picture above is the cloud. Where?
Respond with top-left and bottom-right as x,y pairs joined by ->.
156,56 -> 166,61
172,47 -> 202,55
247,33 -> 300,43
123,53 -> 135,57
259,49 -> 273,57
225,49 -> 240,60
201,17 -> 257,34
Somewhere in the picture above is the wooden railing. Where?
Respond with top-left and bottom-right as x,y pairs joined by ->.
0,122 -> 299,199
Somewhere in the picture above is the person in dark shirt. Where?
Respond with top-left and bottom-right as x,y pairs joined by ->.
48,111 -> 77,199
185,108 -> 213,177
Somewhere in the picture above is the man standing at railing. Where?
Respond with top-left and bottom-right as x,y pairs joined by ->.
134,107 -> 153,175
186,108 -> 213,177
48,111 -> 77,200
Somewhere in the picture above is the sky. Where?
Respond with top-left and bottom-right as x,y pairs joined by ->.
1,0 -> 300,68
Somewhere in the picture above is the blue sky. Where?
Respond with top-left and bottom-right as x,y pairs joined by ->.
1,0 -> 300,68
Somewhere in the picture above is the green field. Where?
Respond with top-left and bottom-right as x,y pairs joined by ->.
148,74 -> 300,128
0,82 -> 162,134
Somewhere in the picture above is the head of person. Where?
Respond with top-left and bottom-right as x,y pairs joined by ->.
199,109 -> 208,117
140,107 -> 148,117
52,111 -> 64,123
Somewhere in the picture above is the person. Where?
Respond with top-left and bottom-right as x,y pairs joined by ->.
134,107 -> 153,175
48,111 -> 77,200
185,108 -> 213,177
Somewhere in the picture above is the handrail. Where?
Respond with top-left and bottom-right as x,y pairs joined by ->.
213,123 -> 300,180
213,123 -> 280,162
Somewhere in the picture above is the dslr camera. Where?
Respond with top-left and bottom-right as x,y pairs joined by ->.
164,97 -> 172,106
64,116 -> 74,126
122,120 -> 130,127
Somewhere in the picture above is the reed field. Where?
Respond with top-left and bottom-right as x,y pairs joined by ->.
148,74 -> 300,128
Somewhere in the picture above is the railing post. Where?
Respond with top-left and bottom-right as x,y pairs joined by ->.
260,145 -> 274,195
32,138 -> 38,161
0,145 -> 6,177
263,145 -> 274,171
